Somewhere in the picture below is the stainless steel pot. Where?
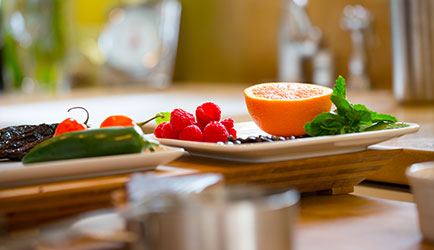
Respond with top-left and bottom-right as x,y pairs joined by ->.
124,185 -> 299,250
390,0 -> 434,103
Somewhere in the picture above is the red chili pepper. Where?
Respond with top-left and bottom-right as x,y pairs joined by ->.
100,115 -> 137,128
100,114 -> 165,128
54,107 -> 90,136
54,118 -> 87,136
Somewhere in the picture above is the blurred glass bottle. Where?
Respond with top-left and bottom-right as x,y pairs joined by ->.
278,0 -> 334,87
1,0 -> 67,94
98,0 -> 181,88
390,0 -> 433,103
341,5 -> 372,91
66,0 -> 181,89
65,0 -> 121,89
0,1 -> 4,92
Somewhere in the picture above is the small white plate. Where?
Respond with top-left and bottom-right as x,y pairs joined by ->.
154,121 -> 419,163
0,146 -> 185,188
70,210 -> 126,240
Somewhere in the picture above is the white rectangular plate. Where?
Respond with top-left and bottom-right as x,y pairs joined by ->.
154,121 -> 419,163
0,146 -> 185,188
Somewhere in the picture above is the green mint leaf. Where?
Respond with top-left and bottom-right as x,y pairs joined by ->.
331,76 -> 351,117
330,94 -> 352,116
345,109 -> 362,128
352,104 -> 397,123
333,75 -> 346,97
306,75 -> 401,137
363,122 -> 409,131
371,112 -> 397,123
305,113 -> 347,136
155,112 -> 171,125
353,104 -> 373,124
353,104 -> 369,112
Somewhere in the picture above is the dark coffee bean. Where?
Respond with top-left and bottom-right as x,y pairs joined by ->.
224,134 -> 309,145
227,135 -> 236,142
246,136 -> 258,143
238,138 -> 246,143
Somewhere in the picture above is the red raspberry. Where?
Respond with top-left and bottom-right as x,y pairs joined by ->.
196,102 -> 221,127
193,121 -> 204,131
228,128 -> 237,138
170,108 -> 195,134
178,125 -> 203,142
221,118 -> 234,130
154,122 -> 176,139
154,124 -> 164,138
203,121 -> 229,143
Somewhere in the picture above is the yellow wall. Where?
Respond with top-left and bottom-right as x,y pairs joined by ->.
74,0 -> 121,25
174,0 -> 280,84
71,0 -> 392,89
174,0 -> 392,89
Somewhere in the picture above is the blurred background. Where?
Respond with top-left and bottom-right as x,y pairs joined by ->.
0,0 -> 433,102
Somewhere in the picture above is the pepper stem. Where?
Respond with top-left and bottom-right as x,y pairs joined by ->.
68,106 -> 90,127
137,114 -> 165,127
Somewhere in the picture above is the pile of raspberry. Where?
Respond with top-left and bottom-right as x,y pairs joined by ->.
154,102 -> 237,143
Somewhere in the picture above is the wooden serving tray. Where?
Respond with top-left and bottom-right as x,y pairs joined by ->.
0,148 -> 401,232
168,147 -> 402,195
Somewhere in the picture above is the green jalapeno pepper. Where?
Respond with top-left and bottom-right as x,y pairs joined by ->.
22,126 -> 158,164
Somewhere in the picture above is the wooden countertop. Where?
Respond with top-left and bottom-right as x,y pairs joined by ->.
296,194 -> 433,250
2,193 -> 433,250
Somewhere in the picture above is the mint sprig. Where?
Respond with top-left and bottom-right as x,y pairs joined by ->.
304,76 -> 402,136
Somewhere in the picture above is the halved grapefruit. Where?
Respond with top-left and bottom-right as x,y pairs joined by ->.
244,82 -> 333,136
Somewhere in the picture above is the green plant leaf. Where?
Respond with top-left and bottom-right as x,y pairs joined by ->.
155,112 -> 171,125
363,122 -> 409,131
330,94 -> 351,116
305,113 -> 346,136
371,112 -> 397,123
333,75 -> 346,97
305,75 -> 401,137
